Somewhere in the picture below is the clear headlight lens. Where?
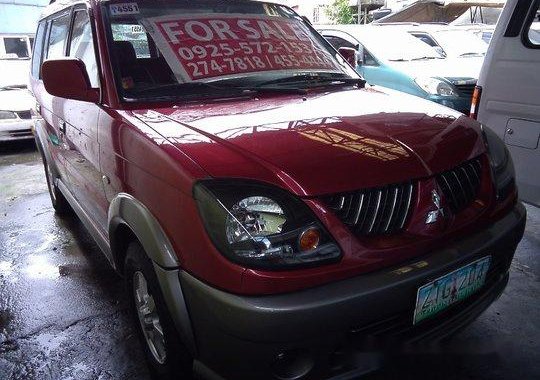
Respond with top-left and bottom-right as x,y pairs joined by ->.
414,77 -> 458,97
482,126 -> 516,200
226,196 -> 286,244
194,180 -> 341,270
0,110 -> 17,120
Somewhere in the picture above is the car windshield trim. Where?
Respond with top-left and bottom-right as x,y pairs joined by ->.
103,0 -> 357,103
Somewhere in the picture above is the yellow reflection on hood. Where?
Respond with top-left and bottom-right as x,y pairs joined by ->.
298,127 -> 409,161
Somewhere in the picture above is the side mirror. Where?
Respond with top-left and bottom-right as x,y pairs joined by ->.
338,47 -> 358,67
42,58 -> 99,103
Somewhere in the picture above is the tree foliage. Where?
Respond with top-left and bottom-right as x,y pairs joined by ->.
325,0 -> 355,24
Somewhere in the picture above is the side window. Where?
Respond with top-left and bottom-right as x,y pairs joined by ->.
526,6 -> 540,46
324,35 -> 356,50
363,49 -> 378,66
31,22 -> 47,78
69,10 -> 99,87
412,33 -> 438,47
46,13 -> 71,59
3,37 -> 29,58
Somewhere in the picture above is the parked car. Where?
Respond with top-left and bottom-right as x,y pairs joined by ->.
472,0 -> 540,207
0,35 -> 38,141
318,25 -> 482,114
407,26 -> 488,58
31,1 -> 525,379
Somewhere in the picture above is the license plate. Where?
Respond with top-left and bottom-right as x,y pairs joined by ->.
413,256 -> 491,325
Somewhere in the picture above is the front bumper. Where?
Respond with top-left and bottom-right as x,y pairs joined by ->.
179,203 -> 526,380
0,119 -> 34,141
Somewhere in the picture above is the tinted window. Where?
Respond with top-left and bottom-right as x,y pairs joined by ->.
4,37 -> 29,58
31,22 -> 47,78
69,11 -> 99,87
411,33 -> 438,47
111,24 -> 150,58
47,13 -> 71,59
324,35 -> 356,50
527,6 -> 540,46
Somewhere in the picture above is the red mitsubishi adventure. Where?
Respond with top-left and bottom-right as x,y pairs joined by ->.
30,0 -> 526,379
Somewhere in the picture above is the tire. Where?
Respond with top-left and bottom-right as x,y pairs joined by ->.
42,156 -> 72,215
124,241 -> 193,380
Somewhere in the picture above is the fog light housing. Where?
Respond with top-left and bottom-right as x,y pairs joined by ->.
272,350 -> 314,380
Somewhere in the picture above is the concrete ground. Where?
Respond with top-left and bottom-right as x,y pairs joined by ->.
0,140 -> 539,380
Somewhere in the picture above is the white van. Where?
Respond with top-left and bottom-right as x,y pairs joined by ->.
472,0 -> 540,207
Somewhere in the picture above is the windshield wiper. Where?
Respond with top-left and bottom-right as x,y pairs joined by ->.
0,84 -> 27,90
459,52 -> 484,57
411,56 -> 444,61
126,81 -> 307,101
256,73 -> 365,89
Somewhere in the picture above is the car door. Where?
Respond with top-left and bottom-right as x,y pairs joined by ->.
36,11 -> 72,183
61,6 -> 109,231
477,0 -> 540,206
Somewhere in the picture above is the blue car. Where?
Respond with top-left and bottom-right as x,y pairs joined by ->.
318,25 -> 482,114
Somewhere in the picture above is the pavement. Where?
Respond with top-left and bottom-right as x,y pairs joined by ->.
0,140 -> 539,380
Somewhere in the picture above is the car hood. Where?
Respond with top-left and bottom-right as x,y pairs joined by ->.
0,87 -> 34,111
388,57 -> 483,81
133,87 -> 486,197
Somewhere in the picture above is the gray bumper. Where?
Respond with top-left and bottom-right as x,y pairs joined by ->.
178,203 -> 527,380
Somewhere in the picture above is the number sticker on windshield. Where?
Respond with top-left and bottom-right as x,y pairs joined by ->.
110,3 -> 140,16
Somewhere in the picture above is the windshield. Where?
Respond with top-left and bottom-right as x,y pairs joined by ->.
1,36 -> 30,60
358,29 -> 443,62
433,30 -> 488,57
104,0 -> 355,101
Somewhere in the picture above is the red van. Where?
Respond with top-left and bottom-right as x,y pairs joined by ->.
30,1 -> 525,379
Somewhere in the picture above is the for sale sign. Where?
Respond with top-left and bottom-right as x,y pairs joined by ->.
140,14 -> 341,82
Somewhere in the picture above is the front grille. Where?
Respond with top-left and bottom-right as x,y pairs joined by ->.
322,182 -> 414,236
436,158 -> 482,213
454,83 -> 475,98
15,110 -> 32,119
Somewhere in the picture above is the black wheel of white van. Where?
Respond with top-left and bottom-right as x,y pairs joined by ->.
43,158 -> 71,215
124,242 -> 193,379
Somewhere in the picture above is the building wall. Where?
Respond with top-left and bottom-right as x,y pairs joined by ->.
0,0 -> 48,35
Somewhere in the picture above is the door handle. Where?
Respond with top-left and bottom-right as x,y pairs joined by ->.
60,121 -> 66,134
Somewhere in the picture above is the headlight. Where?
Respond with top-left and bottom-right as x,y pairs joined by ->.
194,180 -> 341,270
0,110 -> 17,120
482,126 -> 516,200
414,77 -> 458,97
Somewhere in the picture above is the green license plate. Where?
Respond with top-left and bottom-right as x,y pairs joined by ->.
413,256 -> 491,325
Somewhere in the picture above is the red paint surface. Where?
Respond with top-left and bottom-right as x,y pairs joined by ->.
30,1 -> 516,295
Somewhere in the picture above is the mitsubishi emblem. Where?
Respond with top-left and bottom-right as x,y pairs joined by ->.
426,190 -> 444,224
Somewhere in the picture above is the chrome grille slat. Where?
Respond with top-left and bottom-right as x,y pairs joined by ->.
367,190 -> 383,234
383,187 -> 400,233
398,183 -> 413,229
322,182 -> 414,236
352,193 -> 365,225
437,157 -> 483,213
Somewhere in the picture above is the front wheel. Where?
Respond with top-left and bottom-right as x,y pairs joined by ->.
124,242 -> 193,379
